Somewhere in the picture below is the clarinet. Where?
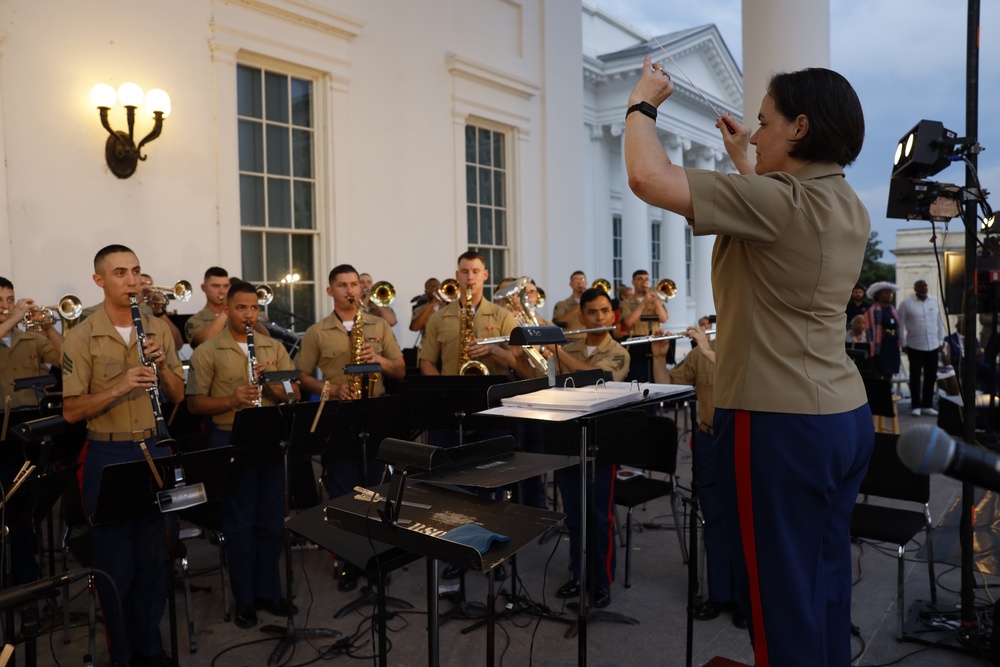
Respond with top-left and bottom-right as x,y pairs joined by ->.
129,294 -> 172,443
246,323 -> 262,407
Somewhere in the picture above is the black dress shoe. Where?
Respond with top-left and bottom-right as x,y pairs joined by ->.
442,564 -> 464,580
555,579 -> 580,599
593,587 -> 611,609
234,605 -> 258,629
732,606 -> 748,629
693,600 -> 723,621
338,569 -> 359,592
255,597 -> 298,616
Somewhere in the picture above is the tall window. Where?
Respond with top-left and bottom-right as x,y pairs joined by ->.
466,125 -> 508,300
650,221 -> 661,282
237,64 -> 317,330
612,214 -> 623,288
684,226 -> 693,295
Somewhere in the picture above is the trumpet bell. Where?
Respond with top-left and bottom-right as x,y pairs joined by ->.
437,279 -> 460,303
147,280 -> 193,304
535,287 -> 546,309
58,294 -> 83,320
656,278 -> 678,300
256,284 -> 274,306
370,281 -> 395,308
591,278 -> 612,294
459,359 -> 490,376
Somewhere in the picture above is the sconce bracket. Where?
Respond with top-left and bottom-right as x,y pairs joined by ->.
105,131 -> 138,179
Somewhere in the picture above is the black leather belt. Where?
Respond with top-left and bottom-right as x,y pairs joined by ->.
86,428 -> 156,442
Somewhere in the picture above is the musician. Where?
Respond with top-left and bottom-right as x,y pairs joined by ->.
409,277 -> 442,336
0,277 -> 63,409
511,288 -> 627,608
184,266 -> 230,346
62,244 -> 184,667
296,264 -> 404,591
359,272 -> 397,326
186,281 -> 298,629
620,270 -> 667,381
552,271 -> 588,339
419,250 -> 517,376
140,274 -> 184,349
652,325 -> 743,627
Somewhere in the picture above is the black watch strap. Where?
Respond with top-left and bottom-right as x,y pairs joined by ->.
626,101 -> 657,122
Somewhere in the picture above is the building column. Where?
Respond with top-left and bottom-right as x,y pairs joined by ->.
618,124 -> 648,288
691,146 -> 721,322
662,134 -> 688,324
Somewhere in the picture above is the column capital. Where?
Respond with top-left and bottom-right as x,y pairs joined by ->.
664,133 -> 691,152
588,123 -> 606,140
609,122 -> 625,138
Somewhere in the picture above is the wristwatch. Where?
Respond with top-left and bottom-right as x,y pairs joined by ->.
626,101 -> 657,122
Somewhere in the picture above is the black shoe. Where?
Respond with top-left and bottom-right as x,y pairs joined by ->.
255,597 -> 298,616
693,600 -> 723,621
593,587 -> 611,609
732,606 -> 748,629
234,605 -> 258,629
555,579 -> 580,599
442,564 -> 464,580
338,568 -> 359,592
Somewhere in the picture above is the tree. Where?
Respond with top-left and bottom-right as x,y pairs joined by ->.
858,231 -> 895,288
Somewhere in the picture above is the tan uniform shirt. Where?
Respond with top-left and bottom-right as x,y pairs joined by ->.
667,342 -> 716,427
552,295 -> 586,340
620,295 -> 663,337
62,307 -> 184,433
186,327 -> 295,428
562,335 -> 630,382
296,311 -> 402,396
419,299 -> 516,375
0,329 -> 61,408
688,161 -> 870,414
184,305 -> 221,343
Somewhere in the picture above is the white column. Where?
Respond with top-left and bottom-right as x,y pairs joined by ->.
662,134 -> 688,325
692,146 -> 720,322
742,0 -> 830,159
618,126 -> 647,286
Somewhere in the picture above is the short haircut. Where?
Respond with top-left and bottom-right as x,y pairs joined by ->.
227,281 -> 257,301
458,250 -> 486,265
359,272 -> 372,280
579,287 -> 612,311
94,244 -> 135,273
570,270 -> 585,279
767,68 -> 864,167
0,277 -> 13,291
204,266 -> 228,282
854,283 -> 866,292
329,264 -> 359,284
632,269 -> 649,280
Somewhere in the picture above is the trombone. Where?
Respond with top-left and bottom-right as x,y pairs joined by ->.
255,284 -> 274,306
436,278 -> 460,303
654,278 -> 678,301
369,281 -> 395,308
144,280 -> 193,306
19,294 -> 84,332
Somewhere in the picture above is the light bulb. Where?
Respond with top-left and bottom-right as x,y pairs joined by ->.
90,83 -> 117,108
145,89 -> 171,117
117,82 -> 144,107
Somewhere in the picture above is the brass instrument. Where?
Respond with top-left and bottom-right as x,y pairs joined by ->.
535,287 -> 546,309
591,278 -> 612,294
370,281 -> 395,308
458,286 -> 489,375
256,284 -> 274,306
245,323 -> 262,407
347,296 -> 381,397
493,277 -> 547,375
655,278 -> 678,301
437,278 -> 460,303
145,280 -> 193,304
20,294 -> 83,332
128,294 -> 173,444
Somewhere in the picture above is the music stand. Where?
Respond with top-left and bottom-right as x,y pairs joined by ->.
229,404 -> 341,665
401,375 -> 509,445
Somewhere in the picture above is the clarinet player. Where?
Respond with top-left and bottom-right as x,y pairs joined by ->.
62,244 -> 185,667
186,281 -> 298,629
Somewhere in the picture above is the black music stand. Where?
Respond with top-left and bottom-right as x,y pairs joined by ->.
326,436 -> 568,667
229,404 -> 341,665
401,375 -> 510,445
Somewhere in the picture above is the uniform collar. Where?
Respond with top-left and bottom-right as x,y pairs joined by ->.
88,305 -> 134,348
787,160 -> 844,182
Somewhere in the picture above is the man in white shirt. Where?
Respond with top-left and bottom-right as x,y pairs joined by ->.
897,280 -> 946,416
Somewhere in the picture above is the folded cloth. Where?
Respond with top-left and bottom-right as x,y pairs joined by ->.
441,523 -> 511,555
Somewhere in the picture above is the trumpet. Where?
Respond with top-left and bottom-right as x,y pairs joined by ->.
255,284 -> 273,306
654,278 -> 678,301
436,278 -> 460,303
144,280 -> 193,305
591,278 -> 612,294
621,328 -> 716,345
369,281 -> 395,308
535,287 -> 546,309
20,295 -> 83,332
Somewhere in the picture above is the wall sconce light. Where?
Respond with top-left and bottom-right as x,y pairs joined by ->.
90,82 -> 171,179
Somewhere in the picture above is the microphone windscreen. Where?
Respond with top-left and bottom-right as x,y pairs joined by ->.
897,423 -> 954,474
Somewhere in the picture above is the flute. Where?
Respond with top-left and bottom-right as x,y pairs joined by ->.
621,329 -> 716,346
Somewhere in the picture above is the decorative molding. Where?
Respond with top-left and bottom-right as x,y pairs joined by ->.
445,52 -> 540,100
224,0 -> 363,39
608,122 -> 624,137
588,123 -> 606,140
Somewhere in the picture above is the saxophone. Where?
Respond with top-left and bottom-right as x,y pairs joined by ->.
348,296 -> 381,398
458,286 -> 490,376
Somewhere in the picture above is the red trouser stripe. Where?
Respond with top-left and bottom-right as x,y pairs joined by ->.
734,410 -> 769,667
604,465 -> 617,585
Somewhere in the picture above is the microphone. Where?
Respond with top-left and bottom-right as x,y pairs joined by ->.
896,424 -> 1000,492
0,569 -> 92,610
